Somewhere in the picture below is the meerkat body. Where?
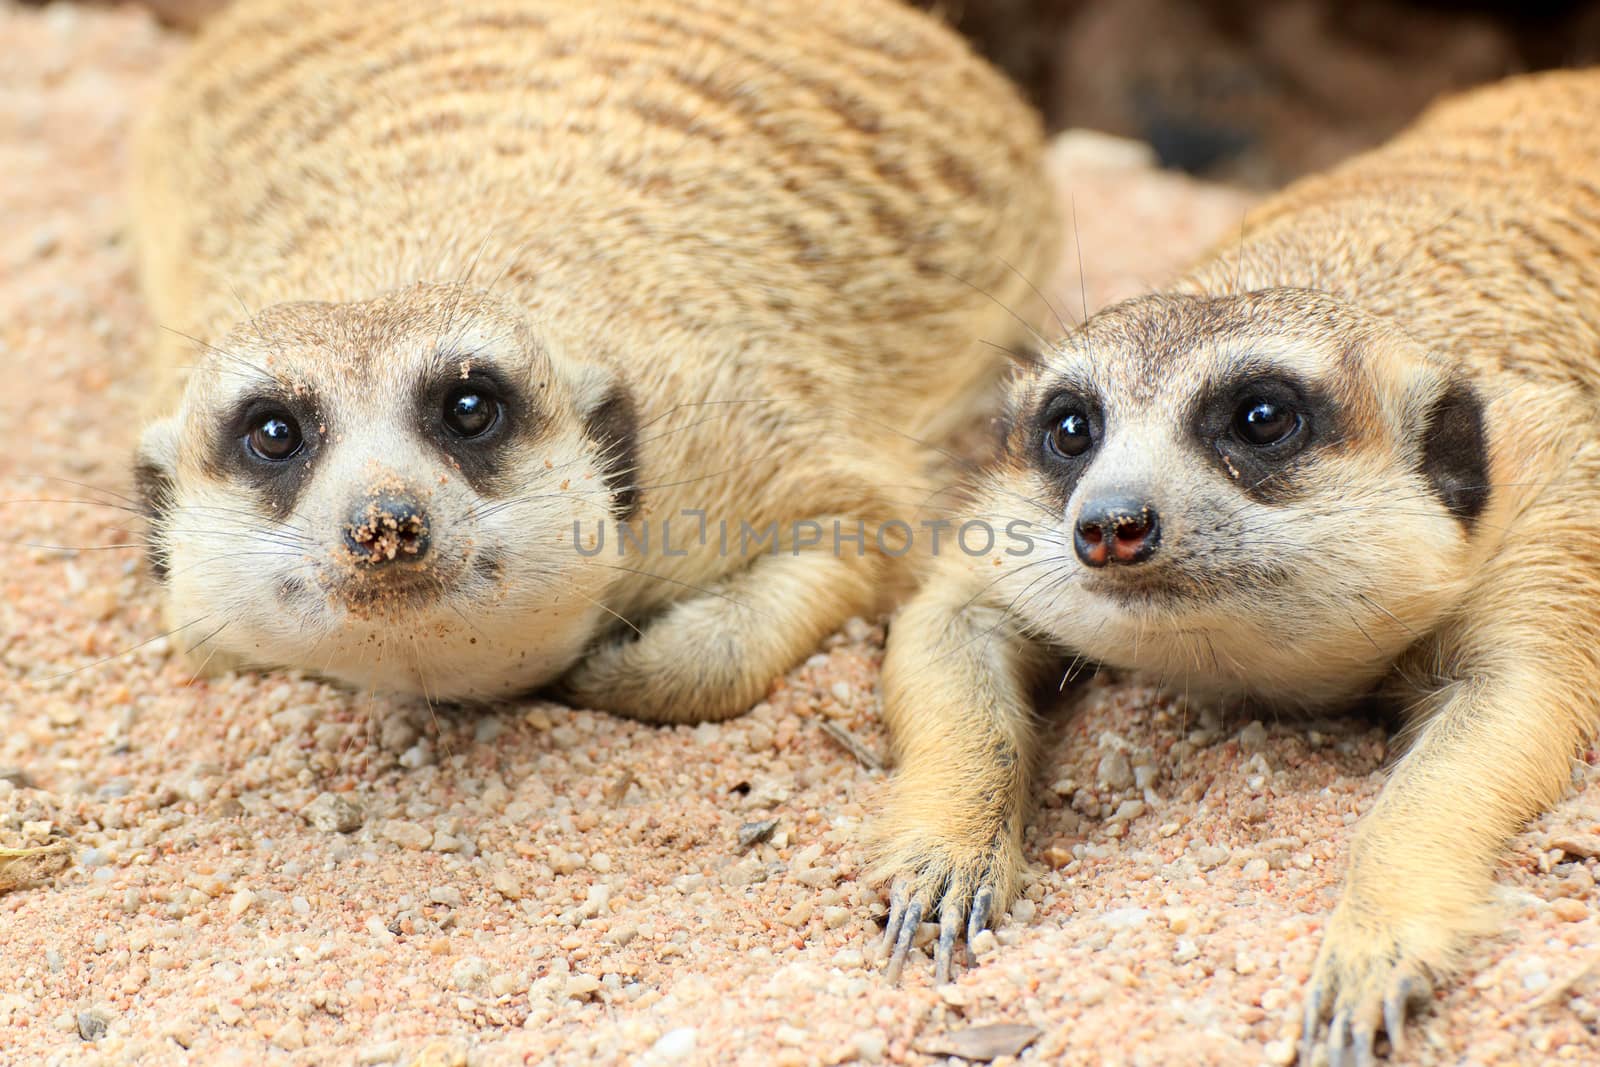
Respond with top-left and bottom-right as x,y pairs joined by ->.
873,70 -> 1600,1062
131,0 -> 1056,718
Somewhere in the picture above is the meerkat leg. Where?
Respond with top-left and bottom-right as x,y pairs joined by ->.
554,517 -> 882,724
1304,559 -> 1600,1064
872,567 -> 1054,982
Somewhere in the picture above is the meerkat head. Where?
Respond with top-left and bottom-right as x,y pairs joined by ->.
988,288 -> 1492,706
134,283 -> 639,700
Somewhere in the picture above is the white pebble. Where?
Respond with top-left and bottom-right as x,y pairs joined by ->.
650,1028 -> 697,1060
228,890 -> 258,918
581,883 -> 611,919
451,956 -> 490,991
852,1029 -> 887,1063
1238,720 -> 1268,751
380,820 -> 433,851
428,885 -> 463,908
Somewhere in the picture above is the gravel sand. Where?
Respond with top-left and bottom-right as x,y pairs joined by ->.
3,4 -> 1598,1065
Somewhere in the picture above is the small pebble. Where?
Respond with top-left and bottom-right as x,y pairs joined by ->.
650,1028 -> 697,1061
398,742 -> 434,769
428,885 -> 463,908
581,883 -> 611,919
491,870 -> 523,901
272,1019 -> 306,1051
451,956 -> 490,991
1238,720 -> 1268,752
302,792 -> 363,833
1096,750 -> 1134,790
76,1009 -> 108,1042
228,889 -> 258,918
1552,897 -> 1587,922
737,818 -> 779,850
380,820 -> 433,851
564,974 -> 601,999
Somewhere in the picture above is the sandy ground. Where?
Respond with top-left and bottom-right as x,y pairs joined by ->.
3,3 -> 1600,1065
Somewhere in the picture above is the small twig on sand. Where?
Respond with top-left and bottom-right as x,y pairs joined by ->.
819,720 -> 884,771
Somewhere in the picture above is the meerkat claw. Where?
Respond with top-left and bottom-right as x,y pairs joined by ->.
935,898 -> 964,983
880,878 -> 910,957
1352,1025 -> 1377,1067
1384,974 -> 1429,1055
884,897 -> 923,984
1300,982 -> 1325,1066
966,885 -> 995,966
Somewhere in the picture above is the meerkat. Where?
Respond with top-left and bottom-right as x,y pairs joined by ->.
130,0 -> 1057,720
872,70 -> 1600,1064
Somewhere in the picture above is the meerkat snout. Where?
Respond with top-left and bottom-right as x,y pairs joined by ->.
344,492 -> 431,565
1073,496 -> 1160,567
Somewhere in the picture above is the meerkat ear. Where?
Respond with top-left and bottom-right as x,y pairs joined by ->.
134,417 -> 181,582
1417,378 -> 1490,527
567,363 -> 641,522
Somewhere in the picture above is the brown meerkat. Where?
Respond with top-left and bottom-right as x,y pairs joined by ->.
871,70 -> 1600,1064
130,0 -> 1057,719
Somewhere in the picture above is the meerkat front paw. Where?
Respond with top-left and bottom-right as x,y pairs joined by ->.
871,820 -> 1025,984
1300,905 -> 1444,1067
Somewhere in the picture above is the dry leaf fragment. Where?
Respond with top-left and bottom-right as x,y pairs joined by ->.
914,1023 -> 1042,1062
0,842 -> 72,893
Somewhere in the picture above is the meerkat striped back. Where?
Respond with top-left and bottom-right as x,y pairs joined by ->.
135,0 -> 1057,427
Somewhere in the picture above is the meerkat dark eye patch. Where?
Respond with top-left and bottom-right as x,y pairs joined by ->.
1031,388 -> 1103,513
1193,372 -> 1336,504
1418,380 -> 1489,527
217,394 -> 323,521
583,385 -> 640,521
418,367 -> 523,493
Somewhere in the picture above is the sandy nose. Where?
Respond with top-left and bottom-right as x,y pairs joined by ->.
344,492 -> 431,563
1074,497 -> 1160,567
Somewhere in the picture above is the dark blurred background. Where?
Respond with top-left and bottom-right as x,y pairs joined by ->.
918,0 -> 1600,184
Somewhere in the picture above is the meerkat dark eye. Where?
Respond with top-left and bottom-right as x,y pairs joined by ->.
1233,397 -> 1300,447
1047,409 -> 1095,458
245,411 -> 303,461
443,385 -> 500,438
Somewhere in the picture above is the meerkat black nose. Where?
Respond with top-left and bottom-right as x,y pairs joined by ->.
345,493 -> 431,564
1074,497 -> 1160,568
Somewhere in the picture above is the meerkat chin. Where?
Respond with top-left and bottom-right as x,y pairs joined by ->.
129,0 -> 1059,716
872,68 -> 1600,1065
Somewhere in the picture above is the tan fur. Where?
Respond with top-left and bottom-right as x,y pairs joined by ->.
875,69 -> 1600,1057
131,0 -> 1057,720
